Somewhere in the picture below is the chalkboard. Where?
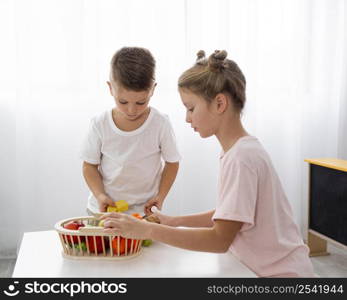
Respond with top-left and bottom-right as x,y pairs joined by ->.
309,164 -> 347,246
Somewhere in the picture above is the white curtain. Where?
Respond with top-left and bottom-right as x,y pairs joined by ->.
1,0 -> 346,258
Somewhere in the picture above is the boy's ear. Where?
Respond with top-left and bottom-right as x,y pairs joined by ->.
107,81 -> 114,96
214,93 -> 228,114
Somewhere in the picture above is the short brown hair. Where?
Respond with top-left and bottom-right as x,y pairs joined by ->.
110,47 -> 155,91
178,50 -> 246,112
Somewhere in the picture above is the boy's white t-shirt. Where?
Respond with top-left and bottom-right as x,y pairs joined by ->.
80,107 -> 181,214
212,136 -> 315,277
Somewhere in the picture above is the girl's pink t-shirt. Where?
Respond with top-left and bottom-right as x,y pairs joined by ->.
212,136 -> 315,277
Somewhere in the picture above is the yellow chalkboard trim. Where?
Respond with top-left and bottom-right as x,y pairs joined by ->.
305,158 -> 347,172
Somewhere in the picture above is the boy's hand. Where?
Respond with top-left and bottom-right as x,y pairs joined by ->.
96,193 -> 114,212
144,195 -> 163,216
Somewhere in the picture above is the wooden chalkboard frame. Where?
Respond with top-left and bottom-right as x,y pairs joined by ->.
305,158 -> 347,257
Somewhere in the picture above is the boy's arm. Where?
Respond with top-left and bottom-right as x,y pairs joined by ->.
157,161 -> 179,201
144,161 -> 179,215
82,161 -> 114,211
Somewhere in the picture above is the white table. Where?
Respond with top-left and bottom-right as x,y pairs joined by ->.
13,230 -> 257,277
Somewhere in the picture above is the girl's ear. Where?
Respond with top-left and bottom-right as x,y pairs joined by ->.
107,81 -> 114,96
214,93 -> 228,114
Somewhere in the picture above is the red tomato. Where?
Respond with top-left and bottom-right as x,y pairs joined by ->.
86,236 -> 106,254
128,239 -> 141,252
63,221 -> 85,244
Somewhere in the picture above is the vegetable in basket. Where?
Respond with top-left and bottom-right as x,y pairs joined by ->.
74,242 -> 87,251
86,236 -> 107,254
63,221 -> 85,244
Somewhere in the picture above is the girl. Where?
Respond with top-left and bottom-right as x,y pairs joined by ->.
100,50 -> 315,277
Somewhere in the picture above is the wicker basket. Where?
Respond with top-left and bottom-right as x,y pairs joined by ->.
54,216 -> 142,260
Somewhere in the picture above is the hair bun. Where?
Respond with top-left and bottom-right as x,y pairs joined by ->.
196,50 -> 206,65
196,50 -> 206,60
208,50 -> 228,72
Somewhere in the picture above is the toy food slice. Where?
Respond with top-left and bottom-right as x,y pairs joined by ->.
107,200 -> 129,213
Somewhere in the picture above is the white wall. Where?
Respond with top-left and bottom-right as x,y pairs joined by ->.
338,1 -> 347,160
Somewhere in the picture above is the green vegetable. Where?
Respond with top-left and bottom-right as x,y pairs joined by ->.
74,242 -> 87,251
142,239 -> 153,247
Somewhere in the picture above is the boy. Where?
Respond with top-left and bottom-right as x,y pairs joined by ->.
81,47 -> 180,215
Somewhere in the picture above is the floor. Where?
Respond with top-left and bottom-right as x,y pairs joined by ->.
309,244 -> 347,277
1,244 -> 346,277
0,258 -> 16,278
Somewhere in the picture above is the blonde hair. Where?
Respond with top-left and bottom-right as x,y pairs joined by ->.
178,50 -> 246,111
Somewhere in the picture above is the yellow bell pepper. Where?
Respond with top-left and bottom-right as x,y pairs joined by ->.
106,200 -> 129,213
106,205 -> 118,213
115,200 -> 128,212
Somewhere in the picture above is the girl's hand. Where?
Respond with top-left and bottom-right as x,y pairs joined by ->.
99,213 -> 152,240
96,193 -> 114,212
149,207 -> 178,227
144,195 -> 163,216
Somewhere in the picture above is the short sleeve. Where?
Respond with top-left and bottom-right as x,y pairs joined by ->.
213,160 -> 257,232
159,116 -> 181,163
80,118 -> 102,165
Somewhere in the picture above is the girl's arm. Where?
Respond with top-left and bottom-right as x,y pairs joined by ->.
161,210 -> 215,228
101,213 -> 243,253
150,219 -> 242,253
82,161 -> 114,211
